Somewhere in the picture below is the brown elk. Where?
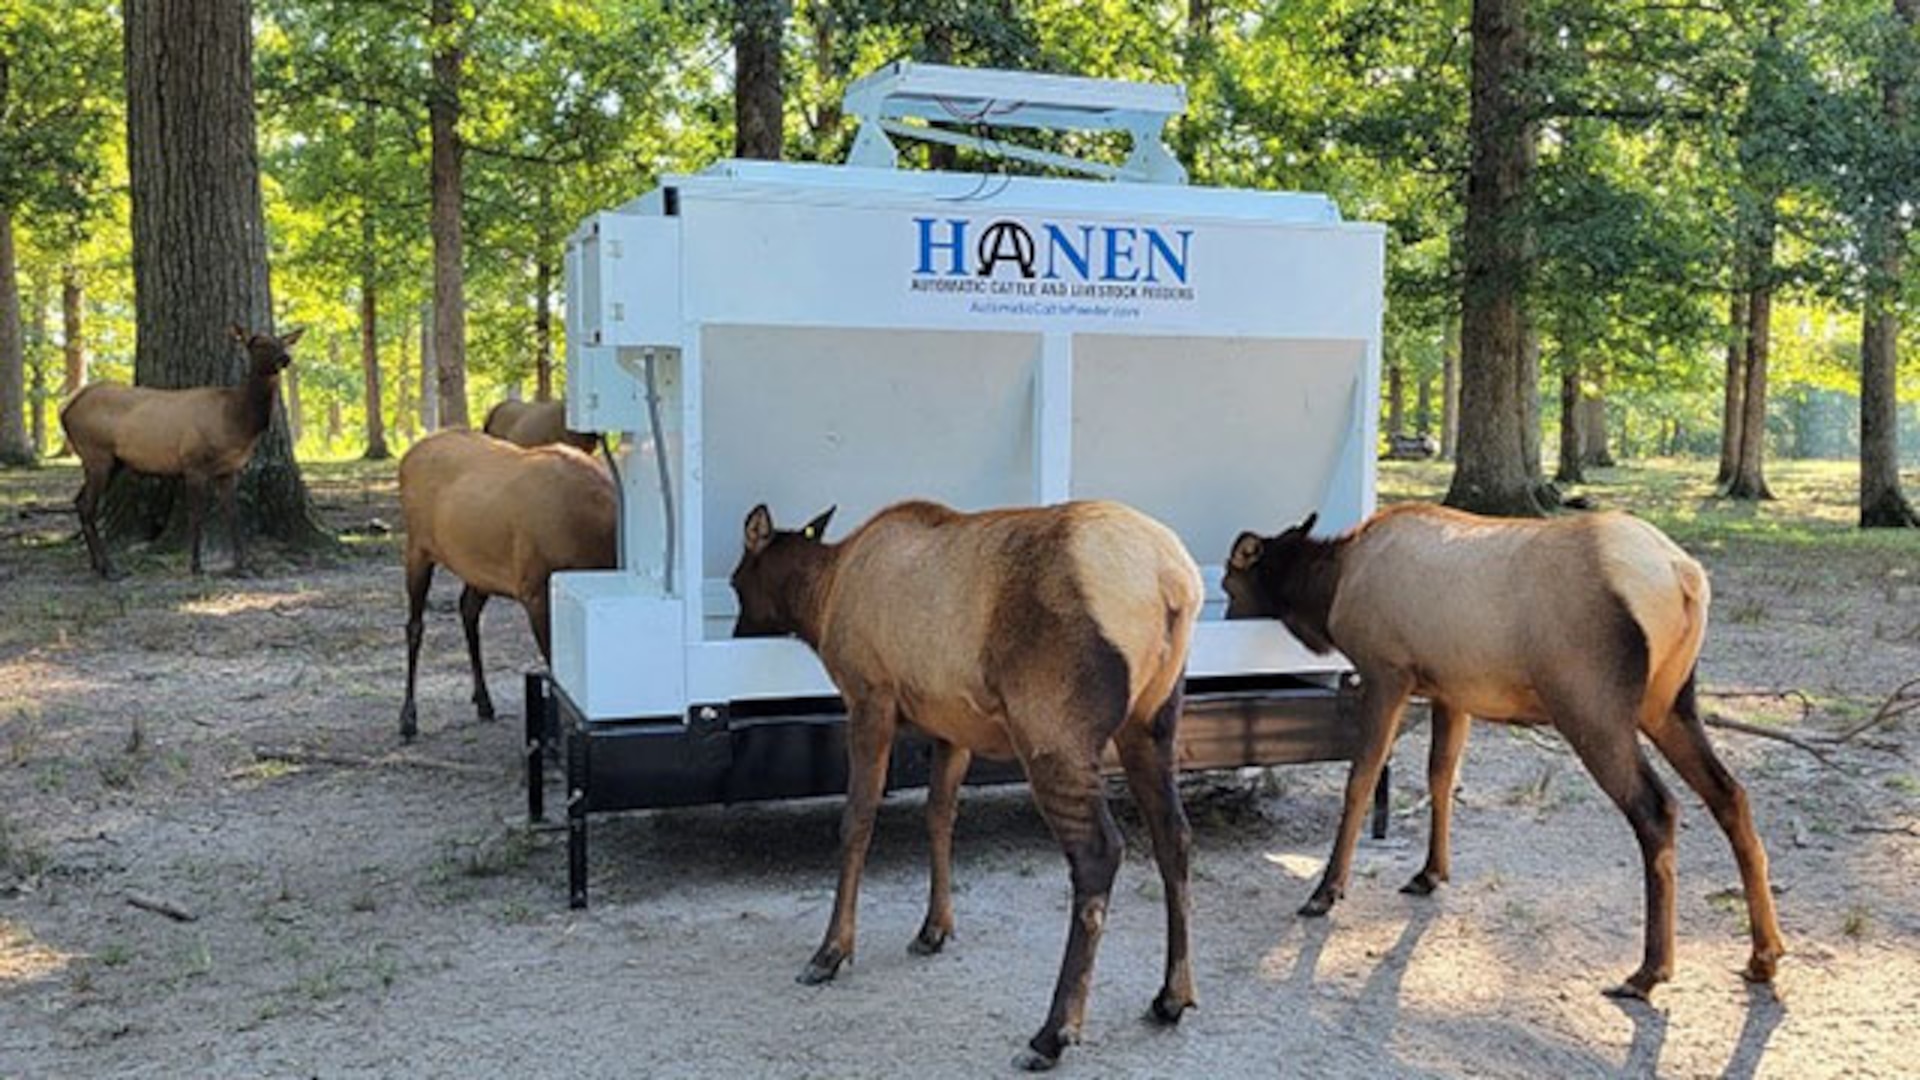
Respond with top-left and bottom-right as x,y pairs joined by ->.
731,500 -> 1203,1071
1222,504 -> 1785,999
481,398 -> 597,453
59,325 -> 303,578
397,430 -> 616,742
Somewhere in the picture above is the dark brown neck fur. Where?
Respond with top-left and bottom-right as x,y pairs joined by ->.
782,542 -> 843,650
232,366 -> 279,438
1260,534 -> 1347,655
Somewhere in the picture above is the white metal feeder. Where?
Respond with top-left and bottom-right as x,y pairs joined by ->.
535,62 -> 1386,907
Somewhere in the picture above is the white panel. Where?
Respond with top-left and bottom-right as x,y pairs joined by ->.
697,325 -> 1039,594
550,572 -> 686,718
1189,619 -> 1349,678
1069,336 -> 1368,570
687,640 -> 838,702
573,213 -> 682,348
566,345 -> 646,432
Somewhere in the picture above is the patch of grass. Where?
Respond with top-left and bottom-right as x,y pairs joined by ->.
1725,597 -> 1770,625
1842,905 -> 1872,940
5,706 -> 45,766
98,942 -> 133,967
36,758 -> 67,794
0,814 -> 51,879
1886,774 -> 1920,797
499,900 -> 534,925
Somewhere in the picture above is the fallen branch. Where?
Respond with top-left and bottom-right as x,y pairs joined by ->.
1820,677 -> 1920,745
1849,823 -> 1920,838
1703,712 -> 1837,767
126,891 -> 197,922
249,745 -> 498,778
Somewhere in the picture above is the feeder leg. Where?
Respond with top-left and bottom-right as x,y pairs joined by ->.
525,672 -> 546,823
568,719 -> 590,909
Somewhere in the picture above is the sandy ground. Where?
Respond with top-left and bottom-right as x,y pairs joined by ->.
2,461 -> 1918,1079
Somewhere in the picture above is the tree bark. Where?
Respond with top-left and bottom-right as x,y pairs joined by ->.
535,257 -> 554,401
429,0 -> 469,428
119,0 -> 322,548
1441,317 -> 1460,460
1727,226 -> 1776,500
1717,290 -> 1748,486
1444,0 -> 1545,517
61,265 -> 84,397
1859,0 -> 1919,527
1415,370 -> 1434,436
359,102 -> 389,460
733,0 -> 789,160
0,208 -> 31,466
1580,364 -> 1614,466
1555,358 -> 1584,485
396,311 -> 414,441
28,272 -> 47,454
1386,356 -> 1405,436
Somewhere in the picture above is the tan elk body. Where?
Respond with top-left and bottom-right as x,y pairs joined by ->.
482,398 -> 597,453
59,326 -> 303,577
396,429 -> 616,741
1223,503 -> 1786,999
731,500 -> 1203,1071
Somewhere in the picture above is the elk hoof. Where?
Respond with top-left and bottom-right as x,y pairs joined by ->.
1400,871 -> 1442,896
909,923 -> 950,956
1743,952 -> 1781,984
474,696 -> 497,722
1012,1048 -> 1059,1072
797,944 -> 846,985
1298,887 -> 1340,917
1148,987 -> 1195,1025
1602,967 -> 1668,1001
1014,1029 -> 1071,1072
100,565 -> 127,582
399,705 -> 419,744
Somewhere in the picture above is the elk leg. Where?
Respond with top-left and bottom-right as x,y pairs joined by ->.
398,556 -> 434,743
1404,700 -> 1471,896
1304,671 -> 1414,916
216,473 -> 247,574
459,585 -> 495,721
1644,701 -> 1785,983
1114,687 -> 1197,1024
1561,721 -> 1679,999
523,587 -> 553,667
185,475 -> 210,576
912,737 -> 971,956
74,458 -> 117,578
1017,750 -> 1122,1072
800,697 -> 898,985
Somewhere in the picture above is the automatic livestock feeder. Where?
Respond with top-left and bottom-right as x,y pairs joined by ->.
533,62 -> 1389,907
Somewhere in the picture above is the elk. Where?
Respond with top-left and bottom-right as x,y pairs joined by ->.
396,430 -> 616,742
1222,504 -> 1785,1000
59,325 -> 303,578
731,500 -> 1203,1071
481,398 -> 597,453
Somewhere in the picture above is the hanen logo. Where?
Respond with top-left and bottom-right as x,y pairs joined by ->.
908,216 -> 1198,319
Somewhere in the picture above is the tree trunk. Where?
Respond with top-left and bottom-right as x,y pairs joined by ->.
1386,356 -> 1405,436
1520,322 -> 1552,504
921,19 -> 957,171
120,0 -> 322,549
1444,0 -> 1545,517
359,102 -> 389,460
1859,0 -> 1919,527
61,265 -> 85,397
28,272 -> 47,454
1727,226 -> 1775,500
1415,370 -> 1434,436
535,257 -> 554,401
429,0 -> 469,429
1580,364 -> 1614,466
327,396 -> 342,447
286,359 -> 302,446
1441,317 -> 1460,459
1717,290 -> 1748,486
1554,358 -> 1584,485
733,0 -> 788,160
0,208 -> 31,466
419,302 -> 438,431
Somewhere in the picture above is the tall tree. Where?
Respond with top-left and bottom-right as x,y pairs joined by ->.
1858,0 -> 1919,527
1717,292 -> 1747,485
0,208 -> 23,465
358,104 -> 390,459
1444,0 -> 1545,516
734,0 -> 789,159
120,0 -> 323,546
430,0 -> 470,427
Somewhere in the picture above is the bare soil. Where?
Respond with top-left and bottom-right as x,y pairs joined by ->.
2,460 -> 1917,1079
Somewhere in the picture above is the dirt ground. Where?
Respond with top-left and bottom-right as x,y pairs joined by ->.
2,459 -> 1918,1079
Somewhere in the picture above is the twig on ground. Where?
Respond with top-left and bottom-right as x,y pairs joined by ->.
1849,823 -> 1920,837
1703,712 -> 1838,767
126,891 -> 197,922
249,745 -> 497,778
1820,677 -> 1920,745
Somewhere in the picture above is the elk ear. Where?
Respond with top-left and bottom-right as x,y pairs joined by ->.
1228,531 -> 1265,571
229,324 -> 248,344
801,505 -> 836,542
744,504 -> 775,554
279,327 -> 305,347
1285,511 -> 1320,538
